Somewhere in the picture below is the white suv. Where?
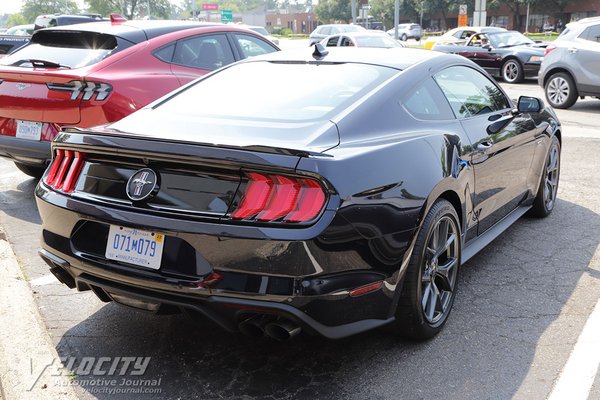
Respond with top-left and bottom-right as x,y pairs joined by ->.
309,24 -> 366,45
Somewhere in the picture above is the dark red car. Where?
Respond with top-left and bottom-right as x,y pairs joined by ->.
0,16 -> 279,177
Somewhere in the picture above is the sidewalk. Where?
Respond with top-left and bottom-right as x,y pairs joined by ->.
0,227 -> 77,400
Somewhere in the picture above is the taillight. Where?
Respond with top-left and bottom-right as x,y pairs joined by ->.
44,150 -> 86,193
544,45 -> 557,57
231,172 -> 327,223
47,80 -> 112,101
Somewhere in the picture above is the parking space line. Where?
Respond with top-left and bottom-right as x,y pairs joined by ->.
548,297 -> 600,400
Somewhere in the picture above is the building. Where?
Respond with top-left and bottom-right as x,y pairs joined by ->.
265,11 -> 319,34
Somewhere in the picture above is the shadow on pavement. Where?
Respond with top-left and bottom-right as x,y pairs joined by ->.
0,177 -> 41,225
52,196 -> 599,400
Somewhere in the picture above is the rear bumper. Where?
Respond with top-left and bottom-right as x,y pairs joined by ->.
0,135 -> 50,165
524,63 -> 541,78
36,183 -> 413,338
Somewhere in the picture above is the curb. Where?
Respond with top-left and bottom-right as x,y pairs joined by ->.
0,228 -> 78,399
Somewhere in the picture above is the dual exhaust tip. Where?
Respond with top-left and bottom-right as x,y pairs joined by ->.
238,316 -> 301,341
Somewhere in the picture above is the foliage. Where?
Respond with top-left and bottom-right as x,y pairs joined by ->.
21,0 -> 79,22
315,0 -> 352,23
272,27 -> 293,36
85,0 -> 173,20
6,14 -> 28,27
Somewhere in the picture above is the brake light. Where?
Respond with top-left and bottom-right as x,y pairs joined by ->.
231,172 -> 327,223
47,81 -> 112,101
110,13 -> 127,24
44,150 -> 86,193
544,45 -> 557,57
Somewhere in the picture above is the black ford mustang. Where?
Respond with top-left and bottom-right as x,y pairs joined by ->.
35,46 -> 562,341
433,30 -> 547,83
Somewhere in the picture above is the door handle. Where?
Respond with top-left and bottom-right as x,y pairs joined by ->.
477,141 -> 493,151
568,48 -> 578,54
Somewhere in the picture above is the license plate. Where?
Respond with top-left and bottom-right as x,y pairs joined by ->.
16,120 -> 42,141
105,225 -> 165,270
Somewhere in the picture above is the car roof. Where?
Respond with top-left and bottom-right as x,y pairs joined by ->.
332,30 -> 389,37
249,46 -> 443,70
36,20 -> 223,44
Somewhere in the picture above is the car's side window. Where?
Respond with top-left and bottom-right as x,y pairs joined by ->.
580,24 -> 600,42
153,43 -> 175,63
326,36 -> 340,46
234,34 -> 277,58
433,66 -> 511,119
319,27 -> 331,36
173,34 -> 234,70
402,78 -> 455,120
340,36 -> 353,46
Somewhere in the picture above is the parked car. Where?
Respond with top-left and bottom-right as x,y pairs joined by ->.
538,16 -> 600,109
423,26 -> 506,50
36,46 -> 561,341
433,30 -> 546,83
308,24 -> 365,45
0,24 -> 35,55
387,23 -> 422,41
243,25 -> 279,46
0,17 -> 279,178
319,30 -> 407,48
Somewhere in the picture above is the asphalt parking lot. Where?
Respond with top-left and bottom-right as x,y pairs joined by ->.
0,69 -> 599,399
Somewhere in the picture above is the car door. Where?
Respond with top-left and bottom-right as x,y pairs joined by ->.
571,23 -> 600,90
434,65 -> 540,235
169,34 -> 236,85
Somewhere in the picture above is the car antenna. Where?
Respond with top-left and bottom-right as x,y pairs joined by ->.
312,43 -> 329,60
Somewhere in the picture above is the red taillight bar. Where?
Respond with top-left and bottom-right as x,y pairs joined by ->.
231,172 -> 327,223
44,149 -> 86,193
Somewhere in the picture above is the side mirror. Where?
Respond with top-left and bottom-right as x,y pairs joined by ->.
482,44 -> 491,50
517,96 -> 544,113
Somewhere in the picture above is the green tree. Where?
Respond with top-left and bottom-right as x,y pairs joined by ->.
21,0 -> 79,22
315,0 -> 352,23
85,0 -> 173,19
6,13 -> 28,27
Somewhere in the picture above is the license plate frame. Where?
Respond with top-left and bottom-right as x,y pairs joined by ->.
105,225 -> 165,270
15,120 -> 42,141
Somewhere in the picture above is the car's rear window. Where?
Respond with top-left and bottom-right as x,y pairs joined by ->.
153,61 -> 397,122
0,31 -> 131,69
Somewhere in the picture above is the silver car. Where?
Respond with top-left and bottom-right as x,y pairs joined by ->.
309,24 -> 366,46
538,17 -> 600,109
386,23 -> 422,41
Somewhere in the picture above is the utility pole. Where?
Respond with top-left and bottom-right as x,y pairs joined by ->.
352,0 -> 357,24
394,0 -> 400,40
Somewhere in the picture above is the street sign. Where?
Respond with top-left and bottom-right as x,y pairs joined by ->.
221,9 -> 233,23
459,4 -> 467,16
458,14 -> 467,26
202,3 -> 218,11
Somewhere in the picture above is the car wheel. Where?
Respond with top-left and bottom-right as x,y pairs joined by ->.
393,199 -> 461,340
529,136 -> 560,217
14,162 -> 45,179
415,36 -> 421,41
501,59 -> 524,83
401,34 -> 407,41
545,72 -> 578,109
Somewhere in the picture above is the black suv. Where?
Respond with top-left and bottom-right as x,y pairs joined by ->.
33,13 -> 105,31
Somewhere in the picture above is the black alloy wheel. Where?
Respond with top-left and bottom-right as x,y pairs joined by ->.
530,136 -> 561,217
394,199 -> 461,340
502,59 -> 524,83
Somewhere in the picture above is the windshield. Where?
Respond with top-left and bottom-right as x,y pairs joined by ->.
250,27 -> 269,36
489,31 -> 534,47
342,25 -> 365,33
152,61 -> 397,122
355,35 -> 400,48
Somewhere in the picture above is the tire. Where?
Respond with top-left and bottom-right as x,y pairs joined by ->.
529,136 -> 561,217
501,59 -> 524,83
415,36 -> 421,42
14,162 -> 45,179
393,199 -> 461,340
401,34 -> 407,41
544,72 -> 578,109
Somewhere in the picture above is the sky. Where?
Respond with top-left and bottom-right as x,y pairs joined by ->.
3,0 -> 184,15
